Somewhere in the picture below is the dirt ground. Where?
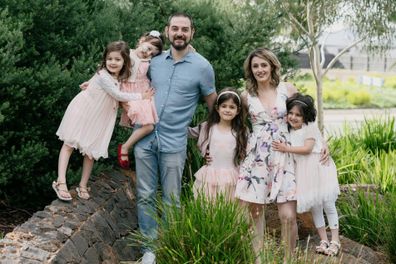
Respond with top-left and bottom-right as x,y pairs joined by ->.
0,202 -> 34,237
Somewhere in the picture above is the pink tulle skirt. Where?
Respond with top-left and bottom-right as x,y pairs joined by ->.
193,166 -> 239,201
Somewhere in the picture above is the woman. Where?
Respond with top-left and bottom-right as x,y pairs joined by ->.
235,48 -> 329,262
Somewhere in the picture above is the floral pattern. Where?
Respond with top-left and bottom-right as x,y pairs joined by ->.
235,83 -> 296,204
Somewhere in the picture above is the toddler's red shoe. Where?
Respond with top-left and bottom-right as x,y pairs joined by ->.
117,144 -> 130,169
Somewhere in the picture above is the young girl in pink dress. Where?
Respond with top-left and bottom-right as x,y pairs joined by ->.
54,41 -> 154,201
188,88 -> 248,201
117,31 -> 164,169
272,93 -> 341,256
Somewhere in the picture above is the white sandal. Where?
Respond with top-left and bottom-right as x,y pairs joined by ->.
52,181 -> 72,201
76,186 -> 91,200
325,240 -> 341,256
315,240 -> 329,254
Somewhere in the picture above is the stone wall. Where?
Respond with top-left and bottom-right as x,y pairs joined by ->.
0,170 -> 139,264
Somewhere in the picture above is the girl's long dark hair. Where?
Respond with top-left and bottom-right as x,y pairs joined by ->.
99,41 -> 131,81
202,87 -> 248,166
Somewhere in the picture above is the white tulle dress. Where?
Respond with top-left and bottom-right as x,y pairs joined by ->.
291,122 -> 340,213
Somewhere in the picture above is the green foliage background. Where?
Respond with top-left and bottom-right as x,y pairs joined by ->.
0,0 -> 294,208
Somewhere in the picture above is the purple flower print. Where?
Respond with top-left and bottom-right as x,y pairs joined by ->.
260,141 -> 270,152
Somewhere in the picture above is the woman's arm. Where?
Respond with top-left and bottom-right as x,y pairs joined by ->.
285,82 -> 298,97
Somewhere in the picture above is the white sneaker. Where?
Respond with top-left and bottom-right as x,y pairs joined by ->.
141,251 -> 156,264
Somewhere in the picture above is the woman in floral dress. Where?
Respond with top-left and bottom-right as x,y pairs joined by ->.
235,48 -> 298,261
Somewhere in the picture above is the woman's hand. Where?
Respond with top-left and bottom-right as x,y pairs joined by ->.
142,88 -> 155,100
320,143 -> 330,165
272,141 -> 288,152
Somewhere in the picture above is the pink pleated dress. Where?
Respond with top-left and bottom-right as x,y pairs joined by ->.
56,70 -> 142,160
119,51 -> 158,127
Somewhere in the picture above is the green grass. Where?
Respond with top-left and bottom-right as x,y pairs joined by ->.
130,193 -> 256,263
330,116 -> 396,261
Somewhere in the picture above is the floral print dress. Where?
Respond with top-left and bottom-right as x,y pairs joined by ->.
235,83 -> 296,204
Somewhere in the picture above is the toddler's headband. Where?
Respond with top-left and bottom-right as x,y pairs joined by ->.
292,99 -> 308,107
149,30 -> 161,38
217,91 -> 241,105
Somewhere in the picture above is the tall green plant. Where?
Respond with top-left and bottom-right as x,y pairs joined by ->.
131,194 -> 255,263
338,190 -> 384,247
359,116 -> 396,153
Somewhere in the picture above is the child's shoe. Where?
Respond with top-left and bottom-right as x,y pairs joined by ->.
315,240 -> 329,254
76,186 -> 91,200
325,240 -> 341,256
52,181 -> 72,201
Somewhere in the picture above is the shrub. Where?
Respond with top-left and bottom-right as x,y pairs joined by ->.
131,194 -> 256,263
347,90 -> 371,106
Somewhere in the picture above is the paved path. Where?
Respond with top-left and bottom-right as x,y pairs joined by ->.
323,108 -> 396,137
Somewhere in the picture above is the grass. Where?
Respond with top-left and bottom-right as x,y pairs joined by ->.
338,190 -> 396,261
330,116 -> 396,261
130,193 -> 256,263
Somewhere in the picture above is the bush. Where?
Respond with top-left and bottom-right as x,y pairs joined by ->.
347,90 -> 371,106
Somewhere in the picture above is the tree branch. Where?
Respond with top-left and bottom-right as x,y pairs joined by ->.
323,37 -> 364,76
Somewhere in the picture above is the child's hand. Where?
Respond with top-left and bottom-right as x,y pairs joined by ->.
142,88 -> 155,100
80,81 -> 89,90
204,149 -> 212,165
188,44 -> 196,52
272,141 -> 288,152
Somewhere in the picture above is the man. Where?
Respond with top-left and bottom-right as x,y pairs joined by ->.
134,12 -> 217,264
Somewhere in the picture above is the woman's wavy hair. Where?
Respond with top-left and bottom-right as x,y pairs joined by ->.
286,93 -> 317,126
202,87 -> 248,166
243,47 -> 281,96
99,41 -> 131,81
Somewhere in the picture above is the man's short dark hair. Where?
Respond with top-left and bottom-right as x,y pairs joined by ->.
167,12 -> 194,29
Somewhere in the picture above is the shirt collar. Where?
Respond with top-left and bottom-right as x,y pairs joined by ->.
165,49 -> 193,63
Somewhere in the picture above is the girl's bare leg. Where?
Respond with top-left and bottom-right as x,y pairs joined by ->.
80,155 -> 94,188
57,144 -> 73,183
55,144 -> 74,199
277,201 -> 297,262
120,124 -> 154,160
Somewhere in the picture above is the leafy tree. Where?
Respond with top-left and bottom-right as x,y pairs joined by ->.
271,0 -> 396,132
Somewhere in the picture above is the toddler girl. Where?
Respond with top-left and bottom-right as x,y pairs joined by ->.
188,87 -> 248,200
117,31 -> 164,168
54,41 -> 153,201
272,93 -> 341,256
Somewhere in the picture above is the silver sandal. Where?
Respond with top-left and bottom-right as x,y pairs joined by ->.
315,240 -> 329,254
325,240 -> 341,256
52,181 -> 72,201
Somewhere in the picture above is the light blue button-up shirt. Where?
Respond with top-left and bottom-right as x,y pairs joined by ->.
135,50 -> 215,153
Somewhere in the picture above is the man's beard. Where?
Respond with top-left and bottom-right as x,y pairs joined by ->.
171,37 -> 190,50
